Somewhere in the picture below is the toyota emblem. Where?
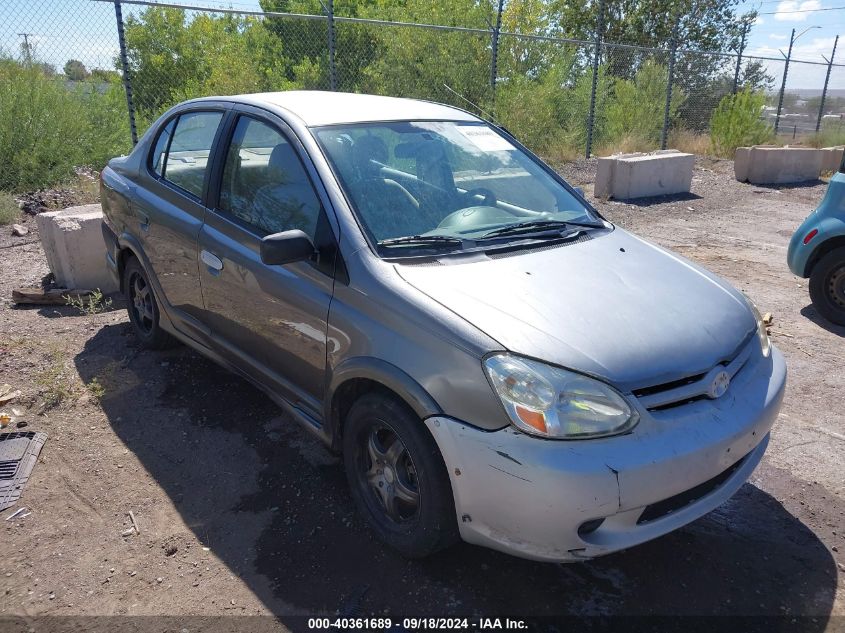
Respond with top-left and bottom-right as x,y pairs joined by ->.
707,370 -> 731,399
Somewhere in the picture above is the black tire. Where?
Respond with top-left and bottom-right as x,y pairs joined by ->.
343,391 -> 459,558
123,256 -> 177,350
809,246 -> 845,326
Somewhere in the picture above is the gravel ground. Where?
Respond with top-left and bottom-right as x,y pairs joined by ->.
0,158 -> 843,629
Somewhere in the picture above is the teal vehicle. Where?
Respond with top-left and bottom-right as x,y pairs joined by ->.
788,153 -> 845,325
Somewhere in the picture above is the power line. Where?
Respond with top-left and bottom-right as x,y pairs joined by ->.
760,5 -> 845,15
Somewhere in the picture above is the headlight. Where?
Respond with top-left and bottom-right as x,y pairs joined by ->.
484,354 -> 639,439
744,296 -> 771,357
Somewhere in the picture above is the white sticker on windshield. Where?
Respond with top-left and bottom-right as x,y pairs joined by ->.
456,126 -> 515,152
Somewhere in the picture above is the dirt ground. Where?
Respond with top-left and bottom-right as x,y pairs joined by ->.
0,158 -> 843,629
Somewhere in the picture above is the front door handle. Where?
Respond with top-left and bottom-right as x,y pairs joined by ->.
201,250 -> 224,273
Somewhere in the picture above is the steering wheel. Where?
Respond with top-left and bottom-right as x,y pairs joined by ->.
464,187 -> 498,207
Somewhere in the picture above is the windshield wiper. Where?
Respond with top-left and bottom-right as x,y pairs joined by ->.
479,220 -> 595,240
378,235 -> 465,248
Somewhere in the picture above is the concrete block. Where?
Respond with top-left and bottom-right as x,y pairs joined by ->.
593,150 -> 695,200
821,146 -> 844,173
734,147 -> 751,182
594,156 -> 617,199
734,146 -> 824,184
36,204 -> 118,293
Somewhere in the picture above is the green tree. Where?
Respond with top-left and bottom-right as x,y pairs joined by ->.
64,59 -> 88,80
604,60 -> 684,144
259,0 -> 393,92
710,89 -> 773,157
550,0 -> 753,59
357,0 -> 494,110
122,7 -> 290,118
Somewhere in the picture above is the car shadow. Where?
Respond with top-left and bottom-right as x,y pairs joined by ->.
749,180 -> 826,192
614,192 -> 704,207
73,324 -> 838,627
800,304 -> 845,337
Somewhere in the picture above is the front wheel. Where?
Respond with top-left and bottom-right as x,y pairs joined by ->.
809,246 -> 845,326
343,392 -> 458,558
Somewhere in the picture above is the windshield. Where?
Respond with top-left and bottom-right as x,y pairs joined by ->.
313,121 -> 602,252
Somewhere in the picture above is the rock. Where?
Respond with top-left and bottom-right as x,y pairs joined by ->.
11,224 -> 28,237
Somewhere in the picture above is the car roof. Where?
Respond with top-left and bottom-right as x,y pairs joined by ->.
205,90 -> 481,126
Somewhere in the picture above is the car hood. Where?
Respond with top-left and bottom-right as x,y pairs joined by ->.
395,228 -> 756,391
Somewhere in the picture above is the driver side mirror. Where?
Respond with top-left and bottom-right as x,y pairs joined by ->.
260,229 -> 316,266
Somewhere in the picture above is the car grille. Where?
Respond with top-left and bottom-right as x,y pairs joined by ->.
632,335 -> 754,411
636,451 -> 750,524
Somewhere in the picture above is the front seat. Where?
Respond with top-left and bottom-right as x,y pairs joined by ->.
251,142 -> 320,237
348,135 -> 424,240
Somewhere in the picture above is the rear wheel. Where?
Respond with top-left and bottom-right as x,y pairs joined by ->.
343,392 -> 458,558
809,246 -> 845,326
123,256 -> 177,349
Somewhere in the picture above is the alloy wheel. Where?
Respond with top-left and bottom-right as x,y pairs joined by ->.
129,272 -> 155,335
359,424 -> 421,524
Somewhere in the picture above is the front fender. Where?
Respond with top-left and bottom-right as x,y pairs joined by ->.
326,356 -> 442,422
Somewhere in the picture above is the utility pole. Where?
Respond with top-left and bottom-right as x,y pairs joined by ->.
775,25 -> 820,134
18,32 -> 33,63
113,1 -> 138,145
775,29 -> 796,135
585,0 -> 605,159
327,0 -> 336,91
816,35 -> 839,132
661,17 -> 680,150
732,20 -> 749,94
490,0 -> 504,91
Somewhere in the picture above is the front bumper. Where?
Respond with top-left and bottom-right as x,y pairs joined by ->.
425,346 -> 786,562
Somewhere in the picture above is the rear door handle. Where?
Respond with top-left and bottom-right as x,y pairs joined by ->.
201,250 -> 224,273
134,208 -> 150,231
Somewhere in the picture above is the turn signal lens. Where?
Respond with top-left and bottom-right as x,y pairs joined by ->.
514,405 -> 548,434
803,229 -> 818,245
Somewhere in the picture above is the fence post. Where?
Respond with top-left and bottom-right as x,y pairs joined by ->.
327,0 -> 336,91
585,0 -> 605,159
113,1 -> 137,146
660,20 -> 678,150
816,35 -> 839,133
775,28 -> 795,135
489,0 -> 504,93
732,21 -> 749,94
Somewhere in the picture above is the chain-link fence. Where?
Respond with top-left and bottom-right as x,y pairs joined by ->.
2,0 -> 845,191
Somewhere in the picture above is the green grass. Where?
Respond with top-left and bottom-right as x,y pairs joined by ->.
805,126 -> 845,149
0,191 -> 19,225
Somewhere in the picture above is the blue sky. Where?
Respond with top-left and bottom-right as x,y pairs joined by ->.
2,0 -> 843,89
737,0 -> 845,87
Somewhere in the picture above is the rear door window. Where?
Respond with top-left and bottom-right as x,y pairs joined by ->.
152,111 -> 223,199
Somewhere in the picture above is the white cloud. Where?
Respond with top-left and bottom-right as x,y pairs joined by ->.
774,0 -> 822,23
770,33 -> 788,40
750,36 -> 837,59
746,37 -> 837,87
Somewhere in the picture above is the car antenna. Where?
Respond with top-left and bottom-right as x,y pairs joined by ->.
442,84 -> 500,126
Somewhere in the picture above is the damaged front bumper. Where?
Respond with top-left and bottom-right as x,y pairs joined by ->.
425,346 -> 786,562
